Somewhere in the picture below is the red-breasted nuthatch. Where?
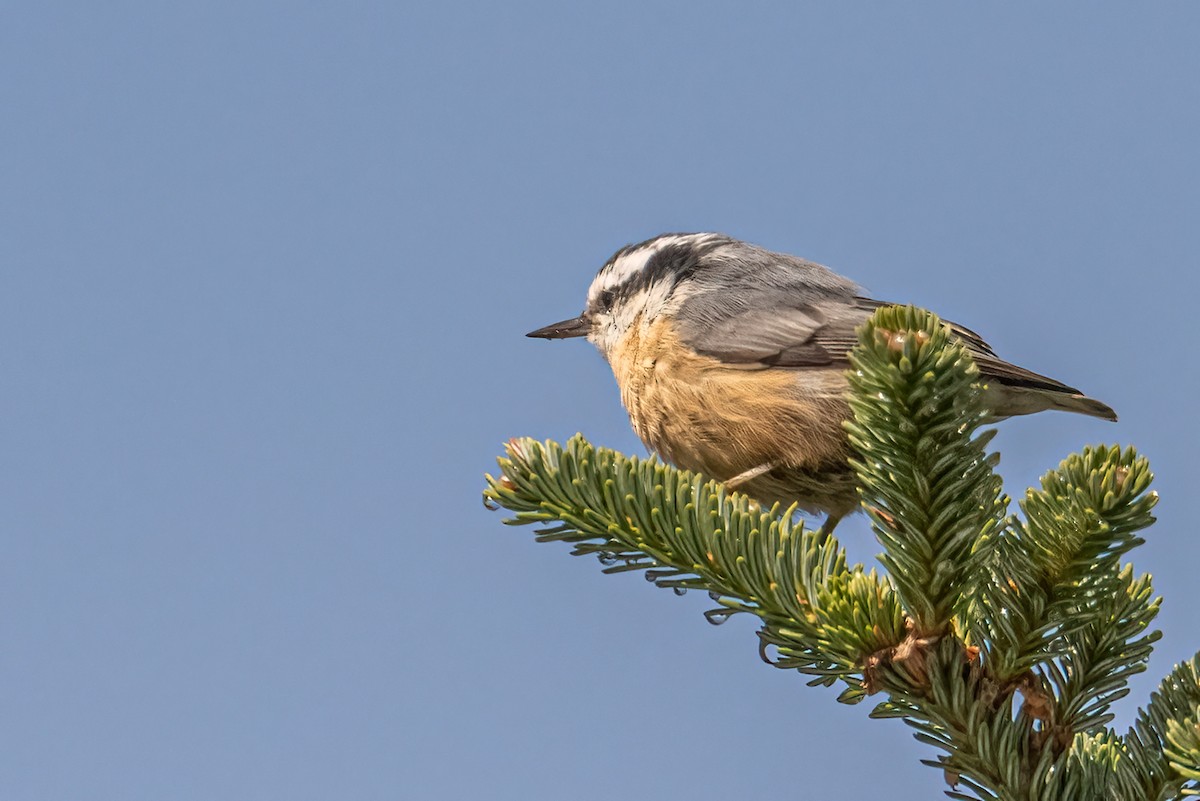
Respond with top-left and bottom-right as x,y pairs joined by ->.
528,233 -> 1116,533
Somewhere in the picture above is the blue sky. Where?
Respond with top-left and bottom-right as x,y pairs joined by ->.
3,3 -> 1198,799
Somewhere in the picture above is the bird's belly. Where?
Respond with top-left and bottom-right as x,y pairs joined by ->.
608,321 -> 853,505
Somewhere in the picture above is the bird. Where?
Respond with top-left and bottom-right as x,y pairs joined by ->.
527,233 -> 1116,534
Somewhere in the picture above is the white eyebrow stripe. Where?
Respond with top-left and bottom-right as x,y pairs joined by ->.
601,246 -> 656,290
591,233 -> 720,300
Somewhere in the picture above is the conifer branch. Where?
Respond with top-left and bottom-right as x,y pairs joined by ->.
1126,655 -> 1200,798
483,435 -> 906,684
844,305 -> 1006,637
483,304 -> 1199,800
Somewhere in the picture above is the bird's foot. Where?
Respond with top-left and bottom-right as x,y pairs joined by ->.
724,462 -> 776,490
815,513 -> 843,545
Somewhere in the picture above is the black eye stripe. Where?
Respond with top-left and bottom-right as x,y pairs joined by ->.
592,234 -> 731,312
620,240 -> 723,297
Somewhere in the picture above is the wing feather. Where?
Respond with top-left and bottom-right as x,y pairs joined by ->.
681,294 -> 1084,395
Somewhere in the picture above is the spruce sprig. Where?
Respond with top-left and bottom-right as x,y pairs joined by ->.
483,305 -> 1198,800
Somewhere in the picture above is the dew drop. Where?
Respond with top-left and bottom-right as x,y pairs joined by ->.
482,496 -> 500,511
597,552 -> 619,566
708,591 -> 722,602
705,609 -> 731,625
645,570 -> 666,582
673,587 -> 688,596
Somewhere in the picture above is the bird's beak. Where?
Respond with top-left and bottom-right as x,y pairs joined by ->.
526,315 -> 590,340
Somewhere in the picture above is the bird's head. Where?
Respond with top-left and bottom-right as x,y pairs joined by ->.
526,232 -> 730,358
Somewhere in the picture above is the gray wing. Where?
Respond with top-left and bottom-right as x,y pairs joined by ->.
681,298 -> 861,367
681,294 -> 1086,395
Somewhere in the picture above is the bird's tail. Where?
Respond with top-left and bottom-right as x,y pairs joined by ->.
1047,392 -> 1118,422
983,383 -> 1118,422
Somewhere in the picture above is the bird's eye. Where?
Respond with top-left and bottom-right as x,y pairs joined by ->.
599,290 -> 616,310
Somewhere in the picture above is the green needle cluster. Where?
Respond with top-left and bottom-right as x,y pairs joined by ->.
483,305 -> 1199,800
